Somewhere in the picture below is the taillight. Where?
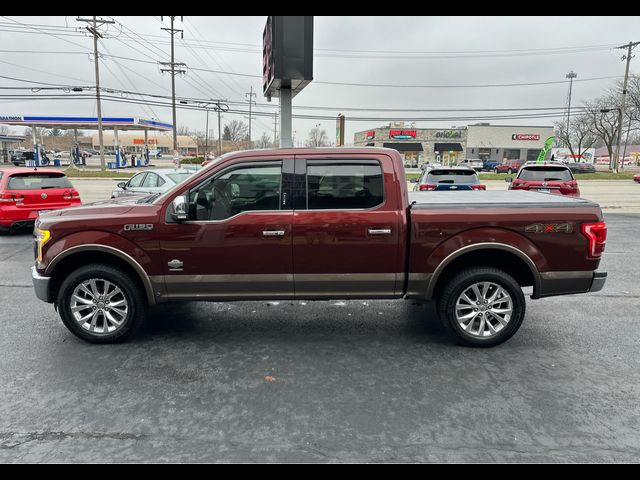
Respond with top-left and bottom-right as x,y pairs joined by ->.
565,181 -> 577,190
471,184 -> 486,190
581,222 -> 607,259
419,184 -> 437,191
63,189 -> 81,200
0,192 -> 24,203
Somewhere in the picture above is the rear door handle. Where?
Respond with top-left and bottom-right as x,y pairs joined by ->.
368,228 -> 392,235
262,230 -> 286,237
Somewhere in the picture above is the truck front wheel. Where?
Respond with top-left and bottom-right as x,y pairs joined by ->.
437,267 -> 526,347
57,264 -> 147,343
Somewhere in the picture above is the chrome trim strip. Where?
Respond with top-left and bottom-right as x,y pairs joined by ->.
425,242 -> 541,301
45,244 -> 157,305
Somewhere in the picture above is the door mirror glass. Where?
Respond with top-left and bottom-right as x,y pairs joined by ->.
505,177 -> 513,183
410,177 -> 419,183
171,195 -> 188,222
229,183 -> 240,198
117,181 -> 127,189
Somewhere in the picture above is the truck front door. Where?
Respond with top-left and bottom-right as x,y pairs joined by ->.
292,156 -> 404,298
159,157 -> 294,300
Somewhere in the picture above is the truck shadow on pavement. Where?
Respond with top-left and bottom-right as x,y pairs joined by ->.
141,300 -> 453,346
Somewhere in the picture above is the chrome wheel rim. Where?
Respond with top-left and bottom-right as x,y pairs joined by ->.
455,281 -> 513,338
70,278 -> 129,334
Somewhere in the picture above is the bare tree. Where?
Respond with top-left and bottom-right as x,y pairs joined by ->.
222,120 -> 249,141
553,113 -> 598,162
177,125 -> 191,136
256,132 -> 272,149
48,128 -> 63,137
305,127 -> 330,147
584,95 -> 621,170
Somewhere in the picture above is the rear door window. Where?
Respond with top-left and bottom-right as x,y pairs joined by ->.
7,173 -> 73,190
518,167 -> 573,181
128,173 -> 146,188
306,162 -> 384,210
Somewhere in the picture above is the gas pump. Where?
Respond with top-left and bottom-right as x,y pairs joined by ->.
144,145 -> 150,166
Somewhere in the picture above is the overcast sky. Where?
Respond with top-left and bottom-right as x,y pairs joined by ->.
1,16 -> 639,145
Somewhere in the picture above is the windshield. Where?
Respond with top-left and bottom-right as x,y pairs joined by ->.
7,173 -> 73,190
425,169 -> 479,184
518,167 -> 573,181
167,173 -> 193,184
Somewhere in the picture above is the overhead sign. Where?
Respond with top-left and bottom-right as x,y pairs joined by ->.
512,134 -> 541,141
390,129 -> 417,140
262,16 -> 314,99
435,130 -> 462,138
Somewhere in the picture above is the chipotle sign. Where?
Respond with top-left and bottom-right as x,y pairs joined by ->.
512,134 -> 540,141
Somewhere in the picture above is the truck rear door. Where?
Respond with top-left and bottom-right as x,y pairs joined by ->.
291,155 -> 404,298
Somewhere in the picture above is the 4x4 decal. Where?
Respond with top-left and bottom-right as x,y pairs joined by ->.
525,223 -> 573,234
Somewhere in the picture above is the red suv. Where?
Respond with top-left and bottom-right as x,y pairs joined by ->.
0,168 -> 81,233
494,160 -> 525,174
507,162 -> 579,197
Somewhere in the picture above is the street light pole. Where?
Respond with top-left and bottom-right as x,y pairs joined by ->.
566,71 -> 577,146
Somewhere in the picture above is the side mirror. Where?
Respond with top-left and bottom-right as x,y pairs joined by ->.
117,182 -> 127,189
229,183 -> 240,198
171,195 -> 188,222
505,177 -> 513,183
410,177 -> 419,183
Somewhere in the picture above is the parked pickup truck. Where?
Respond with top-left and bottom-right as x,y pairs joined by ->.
31,147 -> 607,347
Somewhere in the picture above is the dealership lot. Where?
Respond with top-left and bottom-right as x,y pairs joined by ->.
0,213 -> 638,462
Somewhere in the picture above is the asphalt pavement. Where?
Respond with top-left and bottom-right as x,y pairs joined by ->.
0,213 -> 638,463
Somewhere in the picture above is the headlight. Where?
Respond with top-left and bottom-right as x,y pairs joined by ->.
36,228 -> 51,263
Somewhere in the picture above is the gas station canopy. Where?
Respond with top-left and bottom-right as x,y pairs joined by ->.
0,115 -> 172,131
0,115 -> 173,167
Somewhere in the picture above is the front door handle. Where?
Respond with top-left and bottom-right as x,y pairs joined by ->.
368,228 -> 392,235
262,230 -> 286,237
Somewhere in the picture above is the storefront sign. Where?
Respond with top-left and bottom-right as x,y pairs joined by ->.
366,131 -> 375,140
512,134 -> 540,141
389,129 -> 416,139
133,139 -> 158,145
435,130 -> 462,138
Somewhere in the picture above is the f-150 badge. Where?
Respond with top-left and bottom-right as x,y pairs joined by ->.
124,224 -> 154,231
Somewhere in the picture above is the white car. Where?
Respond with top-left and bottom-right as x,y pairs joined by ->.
111,168 -> 194,199
458,159 -> 484,171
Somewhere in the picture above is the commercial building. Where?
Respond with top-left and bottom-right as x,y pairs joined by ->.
92,132 -> 197,156
465,124 -> 555,163
353,122 -> 467,166
354,122 -> 556,167
0,134 -> 24,163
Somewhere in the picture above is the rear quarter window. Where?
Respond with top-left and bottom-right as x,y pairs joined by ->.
7,173 -> 73,190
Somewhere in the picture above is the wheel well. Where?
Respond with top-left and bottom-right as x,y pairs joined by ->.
432,249 -> 536,299
49,251 -> 147,304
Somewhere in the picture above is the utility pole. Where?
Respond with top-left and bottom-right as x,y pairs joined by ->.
159,16 -> 186,159
613,41 -> 639,173
565,70 -> 577,146
245,86 -> 256,147
77,16 -> 115,171
273,112 -> 279,147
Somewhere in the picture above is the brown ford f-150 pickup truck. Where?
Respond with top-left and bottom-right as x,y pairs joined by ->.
31,148 -> 607,347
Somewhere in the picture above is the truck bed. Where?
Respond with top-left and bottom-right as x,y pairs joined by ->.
409,190 -> 599,208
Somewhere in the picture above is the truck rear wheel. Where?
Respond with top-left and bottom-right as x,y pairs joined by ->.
437,267 -> 525,347
56,264 -> 147,343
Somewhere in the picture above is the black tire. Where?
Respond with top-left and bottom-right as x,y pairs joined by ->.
507,168 -> 513,174
437,267 -> 526,347
57,264 -> 147,344
494,168 -> 499,174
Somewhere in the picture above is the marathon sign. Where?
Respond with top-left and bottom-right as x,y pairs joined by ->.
512,134 -> 540,141
390,129 -> 417,139
0,115 -> 23,122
